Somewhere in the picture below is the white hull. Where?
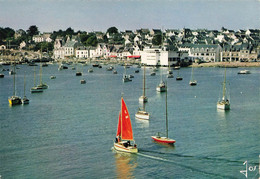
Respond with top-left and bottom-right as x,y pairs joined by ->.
156,86 -> 166,92
139,96 -> 148,103
114,143 -> 138,153
217,102 -> 230,110
135,111 -> 150,120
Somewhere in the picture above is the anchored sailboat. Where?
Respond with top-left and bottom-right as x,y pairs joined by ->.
156,68 -> 166,92
217,67 -> 230,110
114,97 -> 138,153
151,82 -> 176,144
8,63 -> 22,105
189,65 -> 197,86
31,66 -> 43,93
139,65 -> 147,103
22,73 -> 29,104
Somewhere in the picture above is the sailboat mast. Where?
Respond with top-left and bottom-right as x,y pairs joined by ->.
222,67 -> 227,100
13,63 -> 16,96
165,82 -> 168,138
143,65 -> 146,97
34,66 -> 36,87
120,97 -> 123,140
24,73 -> 26,97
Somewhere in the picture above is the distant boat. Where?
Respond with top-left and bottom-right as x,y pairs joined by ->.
176,70 -> 183,81
8,63 -> 22,105
76,63 -> 82,76
50,75 -> 56,79
174,66 -> 180,70
238,70 -> 251,74
31,66 -> 43,93
37,63 -> 48,89
106,66 -> 114,71
0,73 -> 4,78
22,73 -> 29,104
189,66 -> 197,86
135,69 -> 139,73
150,72 -> 156,76
151,82 -> 176,144
156,69 -> 166,92
123,65 -> 132,82
92,63 -> 99,67
113,70 -> 117,74
88,68 -> 94,73
167,74 -> 174,78
139,65 -> 148,103
80,79 -> 86,84
217,68 -> 230,110
114,97 -> 138,153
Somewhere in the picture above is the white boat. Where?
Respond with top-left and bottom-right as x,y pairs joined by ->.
37,62 -> 48,89
113,70 -> 117,74
139,65 -> 148,103
217,68 -> 230,110
156,69 -> 166,92
50,76 -> 56,79
122,65 -> 132,82
151,82 -> 176,144
156,81 -> 166,92
189,66 -> 197,86
135,108 -> 150,120
31,66 -> 43,93
238,70 -> 251,74
114,97 -> 138,153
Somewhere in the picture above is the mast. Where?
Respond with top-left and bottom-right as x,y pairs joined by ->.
13,63 -> 16,96
33,66 -> 36,87
165,82 -> 168,138
24,73 -> 26,97
143,65 -> 146,97
120,97 -> 123,140
222,67 -> 227,100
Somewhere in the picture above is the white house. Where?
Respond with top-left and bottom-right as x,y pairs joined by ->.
75,47 -> 89,59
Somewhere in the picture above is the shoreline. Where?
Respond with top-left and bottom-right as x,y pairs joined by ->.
190,62 -> 260,68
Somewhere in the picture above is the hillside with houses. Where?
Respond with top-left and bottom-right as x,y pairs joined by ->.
0,26 -> 260,66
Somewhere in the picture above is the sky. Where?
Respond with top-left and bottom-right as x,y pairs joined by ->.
0,0 -> 259,33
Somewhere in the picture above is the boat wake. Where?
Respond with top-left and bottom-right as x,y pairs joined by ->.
137,149 -> 240,178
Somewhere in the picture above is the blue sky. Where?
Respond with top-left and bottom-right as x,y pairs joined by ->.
0,0 -> 259,32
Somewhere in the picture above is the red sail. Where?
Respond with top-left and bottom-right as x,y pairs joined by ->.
116,112 -> 121,136
121,98 -> 134,140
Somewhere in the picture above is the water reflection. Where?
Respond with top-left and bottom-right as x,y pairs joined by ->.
135,118 -> 149,128
216,109 -> 230,120
114,153 -> 137,179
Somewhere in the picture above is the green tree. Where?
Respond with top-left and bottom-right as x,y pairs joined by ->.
107,27 -> 118,34
27,25 -> 39,37
152,34 -> 163,46
86,35 -> 97,47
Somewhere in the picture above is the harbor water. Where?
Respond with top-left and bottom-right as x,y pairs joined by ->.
0,64 -> 259,178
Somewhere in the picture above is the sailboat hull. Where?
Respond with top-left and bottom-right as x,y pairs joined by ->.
139,96 -> 148,103
135,111 -> 150,120
217,101 -> 230,110
156,86 -> 166,92
8,96 -> 22,105
151,136 -> 176,144
114,143 -> 138,153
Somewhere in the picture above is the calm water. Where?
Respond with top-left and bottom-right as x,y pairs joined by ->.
0,63 -> 259,178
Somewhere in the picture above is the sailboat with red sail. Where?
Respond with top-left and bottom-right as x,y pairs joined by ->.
114,97 -> 138,153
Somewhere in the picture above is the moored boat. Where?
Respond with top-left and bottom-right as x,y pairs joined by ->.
237,70 -> 251,74
217,68 -> 230,110
151,82 -> 176,144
